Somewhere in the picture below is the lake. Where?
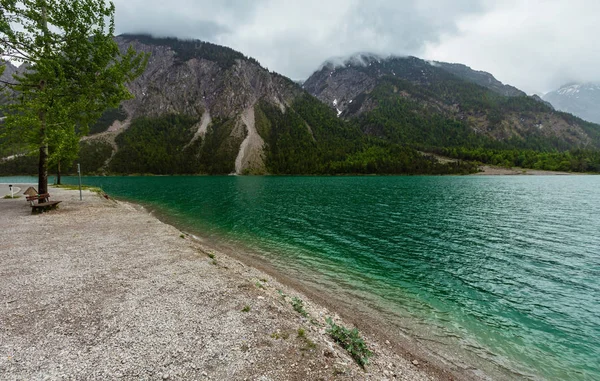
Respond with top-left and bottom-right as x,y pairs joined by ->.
3,175 -> 599,380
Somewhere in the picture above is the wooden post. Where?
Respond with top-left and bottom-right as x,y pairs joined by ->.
77,163 -> 82,201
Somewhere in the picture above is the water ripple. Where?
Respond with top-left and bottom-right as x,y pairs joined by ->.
50,174 -> 600,381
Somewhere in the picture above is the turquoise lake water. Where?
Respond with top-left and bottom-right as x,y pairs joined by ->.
3,175 -> 599,380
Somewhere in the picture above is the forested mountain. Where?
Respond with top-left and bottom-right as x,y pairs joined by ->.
543,83 -> 600,125
1,35 -> 475,176
2,38 -> 600,175
303,54 -> 600,154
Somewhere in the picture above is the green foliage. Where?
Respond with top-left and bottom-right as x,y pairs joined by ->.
296,328 -> 317,351
89,106 -> 128,135
357,80 -> 484,147
48,123 -> 79,177
198,117 -> 243,174
242,305 -> 250,313
109,114 -> 200,174
0,0 -> 148,192
438,147 -> 600,173
271,331 -> 289,340
0,153 -> 38,175
326,318 -> 373,368
74,140 -> 114,174
291,297 -> 309,317
356,75 -> 600,153
256,95 -> 479,175
328,144 -> 478,175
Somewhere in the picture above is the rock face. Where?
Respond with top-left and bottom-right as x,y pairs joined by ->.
303,54 -> 599,148
0,61 -> 25,106
0,61 -> 19,82
107,35 -> 303,174
543,83 -> 600,125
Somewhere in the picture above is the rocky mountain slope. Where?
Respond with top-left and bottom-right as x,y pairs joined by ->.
80,36 -> 477,176
2,36 -> 480,176
94,34 -> 305,175
543,83 -> 600,124
3,39 -> 600,175
431,61 -> 526,97
0,61 -> 23,108
303,54 -> 599,150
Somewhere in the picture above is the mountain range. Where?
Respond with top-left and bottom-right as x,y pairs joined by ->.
543,83 -> 600,125
2,34 -> 600,175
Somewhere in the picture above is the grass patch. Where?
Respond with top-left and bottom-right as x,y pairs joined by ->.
255,281 -> 265,289
53,184 -> 103,194
207,252 -> 215,259
211,259 -> 218,266
3,195 -> 20,199
297,327 -> 317,351
271,331 -> 290,340
242,305 -> 251,312
291,297 -> 309,317
180,234 -> 185,239
326,318 -> 372,368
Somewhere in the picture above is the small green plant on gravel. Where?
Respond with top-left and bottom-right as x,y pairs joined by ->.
242,305 -> 251,312
297,327 -> 316,351
332,368 -> 345,376
207,252 -> 215,259
260,278 -> 268,283
291,297 -> 308,317
211,259 -> 218,266
255,281 -> 265,289
270,331 -> 289,340
3,195 -> 20,199
326,318 -> 372,368
180,234 -> 185,239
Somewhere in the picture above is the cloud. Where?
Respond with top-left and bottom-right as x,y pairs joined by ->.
112,0 -> 598,93
423,0 -> 600,94
113,0 -> 485,79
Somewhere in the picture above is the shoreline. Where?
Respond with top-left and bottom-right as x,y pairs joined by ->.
473,165 -> 576,176
1,184 -> 451,380
148,201 -> 518,381
90,188 -> 503,380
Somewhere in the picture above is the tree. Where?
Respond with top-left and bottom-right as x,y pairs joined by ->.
0,0 -> 148,194
48,123 -> 79,184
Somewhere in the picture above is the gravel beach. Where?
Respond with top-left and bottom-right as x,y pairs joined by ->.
0,185 -> 444,381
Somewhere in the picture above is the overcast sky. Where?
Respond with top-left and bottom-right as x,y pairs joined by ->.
112,0 -> 599,94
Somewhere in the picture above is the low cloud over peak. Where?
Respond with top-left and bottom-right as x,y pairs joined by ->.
113,0 -> 599,93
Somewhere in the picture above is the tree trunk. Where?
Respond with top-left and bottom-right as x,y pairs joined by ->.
56,160 -> 61,185
38,4 -> 49,196
38,111 -> 48,195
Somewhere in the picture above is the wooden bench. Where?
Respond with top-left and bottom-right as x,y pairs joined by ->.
26,193 -> 61,213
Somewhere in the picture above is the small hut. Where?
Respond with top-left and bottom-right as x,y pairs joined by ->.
24,187 -> 38,197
